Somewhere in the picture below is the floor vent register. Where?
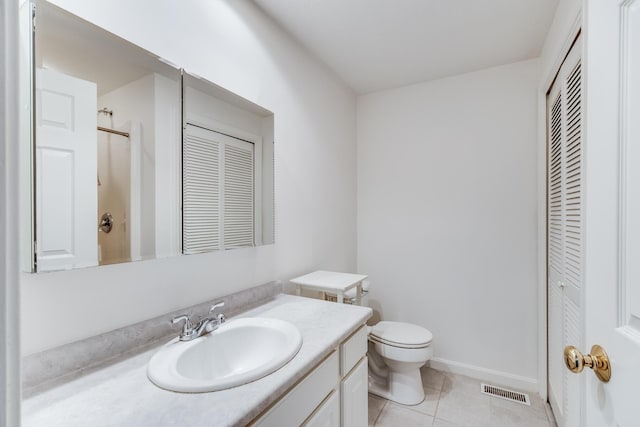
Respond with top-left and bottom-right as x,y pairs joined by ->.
480,383 -> 530,406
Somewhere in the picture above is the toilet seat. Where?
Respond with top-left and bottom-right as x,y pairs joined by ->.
369,321 -> 432,349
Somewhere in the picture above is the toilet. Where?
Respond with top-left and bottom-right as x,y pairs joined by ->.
343,281 -> 434,406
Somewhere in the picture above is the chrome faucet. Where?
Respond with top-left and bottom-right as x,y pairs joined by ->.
171,302 -> 226,341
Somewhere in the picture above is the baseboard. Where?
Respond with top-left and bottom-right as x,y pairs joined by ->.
427,357 -> 539,394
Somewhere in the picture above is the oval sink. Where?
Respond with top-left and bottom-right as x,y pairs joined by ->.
147,317 -> 302,393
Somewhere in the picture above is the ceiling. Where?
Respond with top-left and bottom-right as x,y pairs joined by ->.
253,0 -> 559,94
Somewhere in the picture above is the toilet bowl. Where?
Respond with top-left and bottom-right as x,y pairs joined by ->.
340,281 -> 434,406
367,321 -> 433,405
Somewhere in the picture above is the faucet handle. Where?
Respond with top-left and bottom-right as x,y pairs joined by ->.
209,302 -> 226,325
209,302 -> 225,313
171,314 -> 194,335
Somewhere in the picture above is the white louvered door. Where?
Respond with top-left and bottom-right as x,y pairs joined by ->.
547,35 -> 582,427
183,125 -> 220,254
183,124 -> 254,254
223,140 -> 255,248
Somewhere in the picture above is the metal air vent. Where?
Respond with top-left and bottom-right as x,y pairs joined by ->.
480,383 -> 530,406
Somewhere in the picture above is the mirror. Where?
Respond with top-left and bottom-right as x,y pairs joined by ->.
22,1 -> 275,272
32,1 -> 181,271
182,72 -> 275,253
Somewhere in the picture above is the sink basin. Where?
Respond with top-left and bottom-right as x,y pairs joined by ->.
147,317 -> 302,392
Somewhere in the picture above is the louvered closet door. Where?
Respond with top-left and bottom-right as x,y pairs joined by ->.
547,35 -> 583,427
183,124 -> 255,254
223,140 -> 255,248
183,125 -> 221,254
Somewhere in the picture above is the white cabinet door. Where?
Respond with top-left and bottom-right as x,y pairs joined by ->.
341,357 -> 368,427
252,352 -> 339,427
35,68 -> 98,271
303,391 -> 340,427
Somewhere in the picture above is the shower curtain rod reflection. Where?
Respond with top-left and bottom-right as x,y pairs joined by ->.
98,126 -> 130,138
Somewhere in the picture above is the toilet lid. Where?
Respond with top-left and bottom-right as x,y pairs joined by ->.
369,321 -> 433,348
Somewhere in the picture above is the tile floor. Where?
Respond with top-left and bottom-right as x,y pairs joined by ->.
368,368 -> 557,427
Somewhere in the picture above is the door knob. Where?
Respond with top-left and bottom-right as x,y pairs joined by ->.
564,344 -> 611,382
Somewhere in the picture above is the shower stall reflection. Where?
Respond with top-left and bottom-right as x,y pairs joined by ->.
97,108 -> 138,265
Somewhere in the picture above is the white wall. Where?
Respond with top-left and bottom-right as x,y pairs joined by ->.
185,86 -> 265,136
2,0 -> 22,422
357,59 -> 540,389
96,74 -> 155,265
100,73 -> 181,261
21,0 -> 357,355
153,73 -> 181,259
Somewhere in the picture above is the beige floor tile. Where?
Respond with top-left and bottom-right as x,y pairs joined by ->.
374,403 -> 434,427
441,373 -> 483,396
436,374 -> 491,427
394,386 -> 440,416
421,367 -> 446,391
490,403 -> 551,427
370,369 -> 554,427
436,395 -> 491,427
432,418 -> 465,427
368,394 -> 386,427
490,394 -> 549,422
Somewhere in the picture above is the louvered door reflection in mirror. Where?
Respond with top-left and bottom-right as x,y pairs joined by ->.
182,72 -> 275,254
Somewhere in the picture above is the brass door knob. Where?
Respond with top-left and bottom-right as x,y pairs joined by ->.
564,344 -> 611,383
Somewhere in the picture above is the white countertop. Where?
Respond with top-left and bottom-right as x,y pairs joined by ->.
290,270 -> 368,292
22,294 -> 372,427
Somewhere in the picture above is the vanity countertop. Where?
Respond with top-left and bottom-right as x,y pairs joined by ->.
22,294 -> 372,427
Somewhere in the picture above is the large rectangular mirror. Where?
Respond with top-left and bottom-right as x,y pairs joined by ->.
31,1 -> 181,271
182,73 -> 275,253
22,1 -> 275,273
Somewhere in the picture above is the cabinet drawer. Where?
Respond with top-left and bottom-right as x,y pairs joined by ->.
340,325 -> 367,376
302,389 -> 340,427
252,351 -> 339,427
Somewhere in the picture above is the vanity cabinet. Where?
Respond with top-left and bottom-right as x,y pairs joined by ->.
340,325 -> 368,426
252,325 -> 368,427
304,390 -> 340,427
22,294 -> 372,427
341,358 -> 368,426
